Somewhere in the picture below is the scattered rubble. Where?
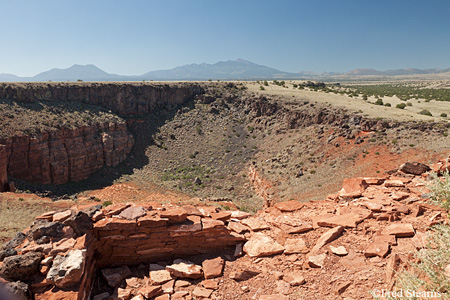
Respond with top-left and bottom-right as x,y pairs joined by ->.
0,159 -> 449,299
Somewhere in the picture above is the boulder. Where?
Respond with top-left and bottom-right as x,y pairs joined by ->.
46,249 -> 87,288
3,281 -> 32,300
243,232 -> 284,257
63,211 -> 93,236
399,162 -> 430,175
0,252 -> 43,280
339,178 -> 368,198
0,248 -> 17,262
28,221 -> 64,241
202,257 -> 224,279
2,232 -> 26,250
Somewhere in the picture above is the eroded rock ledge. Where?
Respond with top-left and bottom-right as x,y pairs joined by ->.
0,123 -> 133,185
0,82 -> 204,115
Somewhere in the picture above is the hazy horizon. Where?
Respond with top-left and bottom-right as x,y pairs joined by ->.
1,0 -> 450,76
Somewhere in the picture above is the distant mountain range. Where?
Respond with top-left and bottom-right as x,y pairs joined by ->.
1,59 -> 450,82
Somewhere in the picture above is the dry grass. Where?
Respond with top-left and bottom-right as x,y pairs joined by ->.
244,81 -> 450,122
0,99 -> 124,138
0,194 -> 72,246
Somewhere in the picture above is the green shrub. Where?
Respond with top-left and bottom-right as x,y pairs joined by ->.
102,200 -> 113,207
384,103 -> 391,107
419,109 -> 433,116
441,113 -> 448,118
396,103 -> 407,109
260,86 -> 265,90
375,99 -> 384,105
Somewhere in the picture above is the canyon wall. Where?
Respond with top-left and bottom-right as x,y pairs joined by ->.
0,145 -> 7,191
0,82 -> 204,185
0,123 -> 133,185
0,82 -> 204,115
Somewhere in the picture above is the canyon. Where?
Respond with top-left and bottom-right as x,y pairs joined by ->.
1,80 -> 450,299
0,82 -> 203,186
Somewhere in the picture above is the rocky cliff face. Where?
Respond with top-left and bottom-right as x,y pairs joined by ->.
0,123 -> 133,185
0,145 -> 7,191
0,82 -> 204,115
0,82 -> 204,185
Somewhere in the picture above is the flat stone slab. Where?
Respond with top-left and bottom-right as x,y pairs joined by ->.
364,240 -> 390,258
311,226 -> 344,253
274,200 -> 304,212
243,232 -> 284,257
308,253 -> 327,268
284,238 -> 308,254
382,223 -> 415,237
241,217 -> 270,231
166,259 -> 203,279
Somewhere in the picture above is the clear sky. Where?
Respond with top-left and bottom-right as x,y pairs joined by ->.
1,0 -> 450,76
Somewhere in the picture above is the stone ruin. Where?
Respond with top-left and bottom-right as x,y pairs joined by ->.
1,158 -> 450,299
0,202 -> 249,300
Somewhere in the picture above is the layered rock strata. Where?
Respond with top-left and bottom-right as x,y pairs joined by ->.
0,123 -> 133,184
0,82 -> 204,115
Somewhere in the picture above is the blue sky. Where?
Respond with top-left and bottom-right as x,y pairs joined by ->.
1,0 -> 450,76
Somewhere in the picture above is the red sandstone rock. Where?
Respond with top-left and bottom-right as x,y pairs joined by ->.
384,180 -> 405,188
283,238 -> 308,254
210,211 -> 232,221
149,264 -> 173,285
284,273 -> 306,286
104,203 -> 131,217
339,178 -> 368,198
160,208 -> 188,223
311,226 -> 344,253
52,210 -> 72,223
241,217 -> 270,231
308,253 -> 327,268
274,200 -> 304,212
119,206 -> 146,220
193,286 -> 213,298
243,232 -> 284,257
259,295 -> 289,300
0,145 -> 8,192
330,245 -> 348,256
166,259 -> 203,279
227,221 -> 250,234
229,268 -> 260,281
364,240 -> 390,258
230,210 -> 252,220
139,285 -> 162,299
314,210 -> 370,228
154,294 -> 170,300
202,257 -> 224,279
202,279 -> 219,289
382,223 -> 415,237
